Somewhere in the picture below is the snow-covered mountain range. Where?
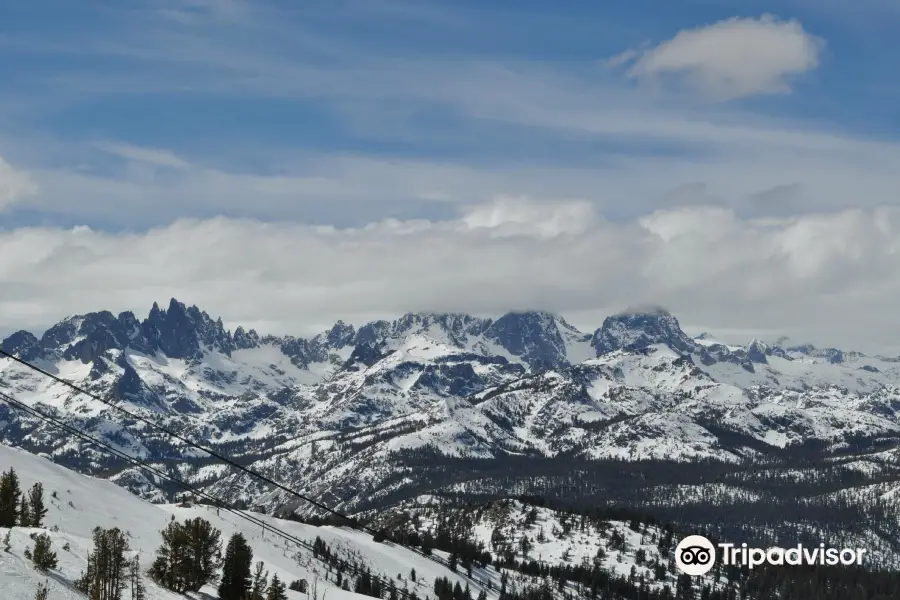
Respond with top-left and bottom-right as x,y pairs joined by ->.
2,299 -> 900,559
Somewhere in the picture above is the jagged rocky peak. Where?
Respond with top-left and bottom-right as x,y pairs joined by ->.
1,299 -> 238,363
61,310 -> 136,363
355,319 -> 391,346
483,310 -> 573,368
38,314 -> 84,349
591,304 -> 695,356
232,326 -> 261,350
746,339 -> 769,364
142,298 -> 233,359
0,330 -> 40,360
388,312 -> 489,344
325,320 -> 356,347
2,310 -> 149,363
787,343 -> 845,364
350,312 -> 488,348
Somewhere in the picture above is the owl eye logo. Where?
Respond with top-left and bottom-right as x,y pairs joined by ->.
678,546 -> 712,565
675,535 -> 717,575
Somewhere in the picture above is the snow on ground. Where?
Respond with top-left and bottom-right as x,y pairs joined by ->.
0,443 -> 495,600
390,499 -> 720,595
700,352 -> 900,395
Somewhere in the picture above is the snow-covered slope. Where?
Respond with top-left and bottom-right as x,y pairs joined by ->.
0,443 -> 493,600
370,497 -> 701,594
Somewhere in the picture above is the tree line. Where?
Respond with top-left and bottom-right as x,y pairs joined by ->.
0,465 -> 296,600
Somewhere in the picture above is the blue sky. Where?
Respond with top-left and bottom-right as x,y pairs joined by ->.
0,0 -> 896,226
3,0 -> 900,351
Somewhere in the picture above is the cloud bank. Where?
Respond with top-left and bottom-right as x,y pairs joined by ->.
2,197 -> 899,354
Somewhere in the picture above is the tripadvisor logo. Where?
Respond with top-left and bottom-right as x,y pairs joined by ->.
674,535 -> 867,576
675,535 -> 717,576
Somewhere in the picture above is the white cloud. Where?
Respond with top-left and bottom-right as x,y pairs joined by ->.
13,125 -> 900,229
0,155 -> 37,210
605,49 -> 639,69
3,199 -> 900,354
3,3 -> 900,356
617,15 -> 824,101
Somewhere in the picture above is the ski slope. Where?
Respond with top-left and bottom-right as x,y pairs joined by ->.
0,444 -> 495,599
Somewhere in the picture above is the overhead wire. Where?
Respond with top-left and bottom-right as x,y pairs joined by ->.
0,389 -> 438,600
0,349 -> 494,589
0,348 -> 361,529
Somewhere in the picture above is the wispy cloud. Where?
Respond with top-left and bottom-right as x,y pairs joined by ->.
93,142 -> 190,169
0,2 -> 894,227
0,157 -> 37,211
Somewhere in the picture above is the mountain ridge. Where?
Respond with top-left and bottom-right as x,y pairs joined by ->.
3,298 -> 885,372
2,297 -> 900,550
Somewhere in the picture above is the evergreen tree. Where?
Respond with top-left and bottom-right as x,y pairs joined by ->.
74,527 -> 130,600
267,574 -> 288,600
218,532 -> 253,600
250,561 -> 269,600
33,581 -> 49,600
184,517 -> 222,591
519,535 -> 531,558
149,519 -> 189,592
27,483 -> 47,528
0,467 -> 21,527
29,532 -> 58,571
675,573 -> 694,600
149,517 -> 221,593
19,496 -> 30,527
130,554 -> 146,600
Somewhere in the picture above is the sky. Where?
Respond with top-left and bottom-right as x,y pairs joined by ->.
2,0 -> 900,352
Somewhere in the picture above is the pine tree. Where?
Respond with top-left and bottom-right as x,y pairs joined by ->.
0,467 -> 22,527
27,483 -> 47,528
267,574 -> 288,600
130,554 -> 146,600
19,496 -> 30,527
149,517 -> 221,593
218,532 -> 253,600
30,532 -> 58,571
184,517 -> 222,591
74,527 -> 130,600
34,581 -> 49,600
675,573 -> 694,600
250,560 -> 269,600
149,519 -> 190,592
